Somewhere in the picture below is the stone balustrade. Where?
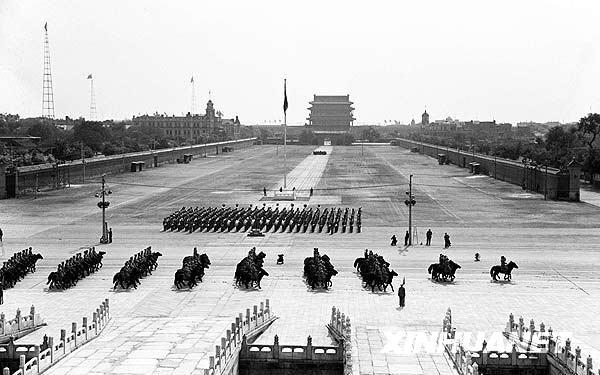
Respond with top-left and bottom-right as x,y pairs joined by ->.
326,306 -> 352,375
2,299 -> 110,375
0,306 -> 44,339
203,299 -> 276,375
241,334 -> 343,362
445,311 -> 599,375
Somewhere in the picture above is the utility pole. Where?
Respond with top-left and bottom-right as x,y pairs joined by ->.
544,164 -> 548,200
96,174 -> 112,244
404,175 -> 416,246
81,142 -> 85,184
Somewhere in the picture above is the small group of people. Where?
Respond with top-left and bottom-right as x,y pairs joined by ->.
390,229 -> 450,248
270,187 -> 314,196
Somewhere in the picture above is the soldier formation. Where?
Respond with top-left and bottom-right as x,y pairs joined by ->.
46,248 -> 106,289
0,248 -> 43,289
303,248 -> 337,290
354,250 -> 398,292
113,247 -> 162,289
174,248 -> 211,289
162,205 -> 362,234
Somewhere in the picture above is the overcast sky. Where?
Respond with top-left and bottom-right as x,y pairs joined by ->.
1,0 -> 599,125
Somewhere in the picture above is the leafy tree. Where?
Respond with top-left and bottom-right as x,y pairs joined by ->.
578,113 -> 600,149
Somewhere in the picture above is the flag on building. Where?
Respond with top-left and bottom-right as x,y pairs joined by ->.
283,79 -> 288,113
191,76 -> 194,83
87,74 -> 93,79
44,22 -> 47,31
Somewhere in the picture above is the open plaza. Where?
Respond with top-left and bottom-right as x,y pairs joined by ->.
1,144 -> 599,375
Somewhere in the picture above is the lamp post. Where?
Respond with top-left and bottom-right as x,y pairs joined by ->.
404,174 -> 416,246
96,174 -> 112,244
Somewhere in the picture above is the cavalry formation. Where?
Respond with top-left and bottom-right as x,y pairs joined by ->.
47,248 -> 106,289
303,248 -> 337,289
0,248 -> 43,289
162,205 -> 362,234
174,248 -> 211,289
354,250 -> 398,292
113,247 -> 162,289
235,247 -> 268,289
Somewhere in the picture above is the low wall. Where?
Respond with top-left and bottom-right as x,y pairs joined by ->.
1,299 -> 110,375
238,336 -> 343,375
0,306 -> 44,341
2,138 -> 256,198
393,138 -> 581,201
202,299 -> 277,375
444,310 -> 599,375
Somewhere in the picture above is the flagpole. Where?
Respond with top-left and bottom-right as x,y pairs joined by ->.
283,78 -> 287,189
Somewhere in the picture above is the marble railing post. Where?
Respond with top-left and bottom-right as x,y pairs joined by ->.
518,317 -> 524,341
60,329 -> 66,353
19,355 -> 25,374
34,344 -> 40,372
511,343 -> 517,366
215,345 -> 221,369
260,302 -> 264,323
0,313 -> 5,335
246,309 -> 251,327
306,336 -> 313,360
72,322 -> 77,346
273,335 -> 280,359
48,336 -> 54,363
16,309 -> 21,331
472,361 -> 479,374
30,305 -> 36,326
83,317 -> 88,340
265,299 -> 270,316
93,313 -> 98,335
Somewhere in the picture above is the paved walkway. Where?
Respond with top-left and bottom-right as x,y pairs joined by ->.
1,145 -> 599,374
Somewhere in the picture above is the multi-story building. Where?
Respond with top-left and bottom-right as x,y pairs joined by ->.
305,95 -> 355,144
132,100 -> 240,142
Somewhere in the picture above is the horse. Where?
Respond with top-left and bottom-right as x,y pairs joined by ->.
490,261 -> 518,281
46,272 -> 62,289
428,261 -> 461,282
113,268 -> 142,290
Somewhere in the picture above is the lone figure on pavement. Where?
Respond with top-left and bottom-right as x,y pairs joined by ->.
404,231 -> 410,246
426,228 -> 432,246
390,235 -> 397,246
0,227 -> 3,242
444,233 -> 451,249
398,277 -> 406,307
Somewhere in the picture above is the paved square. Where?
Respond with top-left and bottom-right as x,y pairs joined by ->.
1,145 -> 599,374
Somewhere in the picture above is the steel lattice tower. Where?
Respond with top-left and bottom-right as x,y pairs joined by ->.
42,23 -> 55,119
88,74 -> 97,120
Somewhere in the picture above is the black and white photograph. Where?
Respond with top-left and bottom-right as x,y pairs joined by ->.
1,1 -> 599,374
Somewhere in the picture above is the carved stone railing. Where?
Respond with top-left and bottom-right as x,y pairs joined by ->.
446,311 -> 600,375
0,306 -> 45,341
202,299 -> 277,375
326,306 -> 352,375
241,334 -> 343,362
2,299 -> 110,375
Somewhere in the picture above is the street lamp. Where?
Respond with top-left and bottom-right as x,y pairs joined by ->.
96,174 -> 112,244
404,174 -> 416,246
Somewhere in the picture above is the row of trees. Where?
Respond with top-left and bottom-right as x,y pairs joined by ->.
0,117 -> 254,166
409,113 -> 600,176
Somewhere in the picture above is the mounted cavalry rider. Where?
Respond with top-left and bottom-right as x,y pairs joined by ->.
500,256 -> 507,273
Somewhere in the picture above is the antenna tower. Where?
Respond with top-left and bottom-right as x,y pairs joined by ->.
88,74 -> 97,120
42,22 -> 55,119
190,76 -> 196,114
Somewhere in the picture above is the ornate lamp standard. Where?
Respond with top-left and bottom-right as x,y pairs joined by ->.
95,174 -> 112,244
404,174 -> 416,246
